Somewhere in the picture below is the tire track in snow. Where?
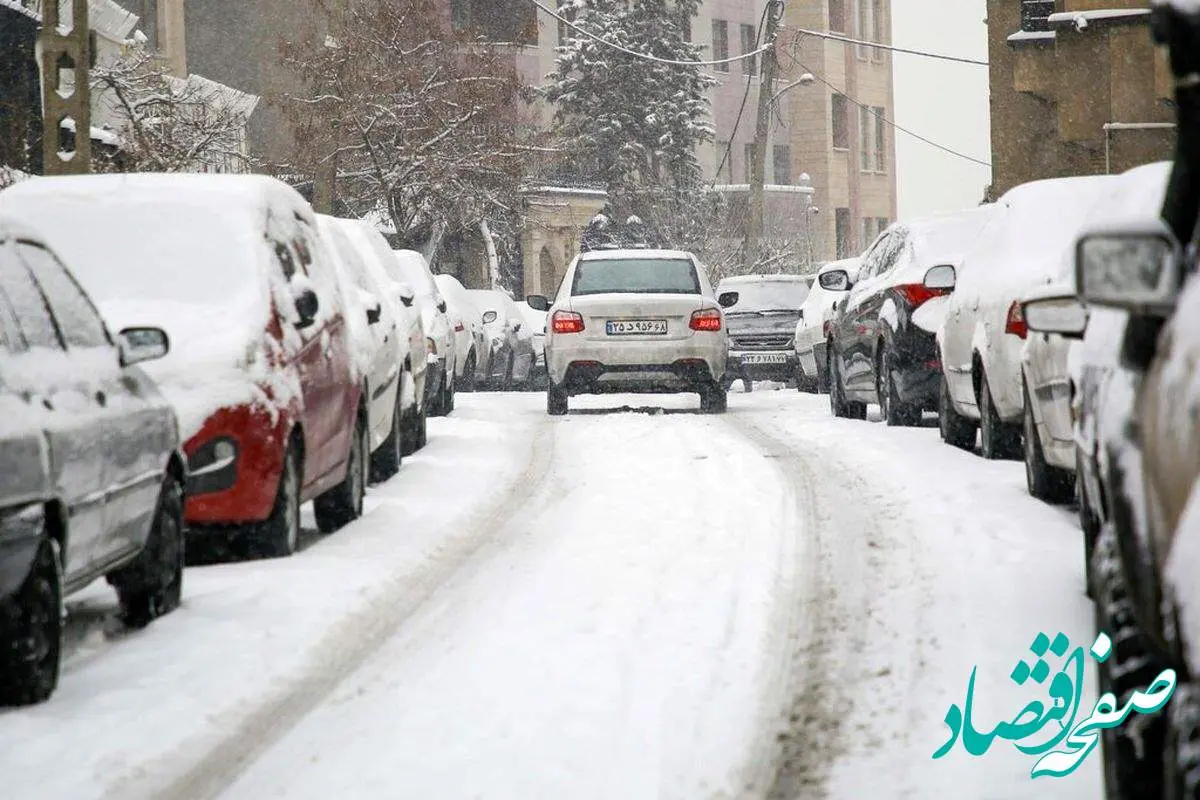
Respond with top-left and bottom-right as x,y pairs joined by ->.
134,418 -> 557,800
722,411 -> 908,800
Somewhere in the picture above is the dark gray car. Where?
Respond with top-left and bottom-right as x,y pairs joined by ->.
0,219 -> 186,706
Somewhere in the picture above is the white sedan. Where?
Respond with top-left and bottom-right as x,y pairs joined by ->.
528,249 -> 728,415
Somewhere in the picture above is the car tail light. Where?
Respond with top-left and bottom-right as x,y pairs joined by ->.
1005,300 -> 1028,339
454,323 -> 465,333
895,283 -> 949,309
551,310 -> 585,334
690,308 -> 722,332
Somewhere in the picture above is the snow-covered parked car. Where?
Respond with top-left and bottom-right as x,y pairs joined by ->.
937,175 -> 1118,458
317,215 -> 410,482
826,206 -> 994,425
388,250 -> 456,416
0,174 -> 369,555
434,273 -> 488,392
519,299 -> 549,389
0,217 -> 185,705
468,288 -> 536,390
333,219 -> 429,456
1019,162 -> 1172,506
715,274 -> 811,392
794,257 -> 860,393
528,249 -> 729,415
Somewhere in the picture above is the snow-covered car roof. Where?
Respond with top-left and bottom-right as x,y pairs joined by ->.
893,204 -> 997,271
815,256 -> 862,276
578,248 -> 696,262
0,215 -> 50,245
956,174 -> 1121,297
391,249 -> 438,299
1073,161 -> 1173,238
718,273 -> 810,284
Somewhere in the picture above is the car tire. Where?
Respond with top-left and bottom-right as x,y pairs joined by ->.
503,354 -> 515,391
795,365 -> 818,394
1079,453 -> 1102,599
370,389 -> 404,483
1022,382 -> 1074,504
939,374 -> 976,450
429,372 -> 449,418
314,412 -> 367,534
443,374 -> 455,415
700,382 -> 728,414
829,350 -> 848,418
0,536 -> 62,706
879,350 -> 919,427
547,382 -> 568,416
1093,524 -> 1168,800
457,352 -> 476,393
110,474 -> 185,629
416,402 -> 428,450
979,371 -> 1021,460
256,443 -> 302,558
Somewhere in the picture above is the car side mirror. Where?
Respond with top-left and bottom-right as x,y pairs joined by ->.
923,264 -> 956,290
437,298 -> 447,313
1022,295 -> 1088,340
396,281 -> 416,308
482,310 -> 498,324
718,291 -> 739,308
366,304 -> 382,325
294,286 -> 319,329
818,270 -> 851,292
526,294 -> 550,312
1076,225 -> 1183,317
117,326 -> 170,367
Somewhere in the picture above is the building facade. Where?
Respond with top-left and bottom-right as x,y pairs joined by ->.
987,0 -> 1173,197
776,0 -> 898,262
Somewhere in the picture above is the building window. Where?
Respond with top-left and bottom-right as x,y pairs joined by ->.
859,106 -> 886,172
829,0 -> 847,33
773,144 -> 792,184
832,94 -> 849,149
871,0 -> 886,62
740,23 -> 757,76
874,109 -> 887,172
1021,0 -> 1055,32
713,20 -> 730,72
856,0 -> 873,59
860,217 -> 874,250
744,142 -> 756,182
835,208 -> 851,258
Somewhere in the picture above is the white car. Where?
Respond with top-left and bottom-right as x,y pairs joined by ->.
529,249 -> 728,415
938,174 -> 1118,459
519,300 -> 549,388
1018,161 -> 1171,503
388,250 -> 456,416
434,274 -> 488,391
336,220 -> 430,455
794,257 -> 860,392
467,288 -> 536,390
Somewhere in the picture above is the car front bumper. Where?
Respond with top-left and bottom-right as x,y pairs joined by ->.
726,350 -> 797,382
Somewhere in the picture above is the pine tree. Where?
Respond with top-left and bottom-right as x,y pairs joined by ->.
543,0 -> 715,220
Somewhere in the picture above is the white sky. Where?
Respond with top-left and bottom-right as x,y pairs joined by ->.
891,0 -> 993,220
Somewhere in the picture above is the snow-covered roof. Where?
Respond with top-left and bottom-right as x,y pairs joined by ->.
0,0 -> 38,20
578,248 -> 696,261
524,185 -> 609,198
167,73 -> 261,119
59,117 -> 120,147
19,0 -> 139,38
1007,30 -> 1056,44
1047,8 -> 1151,29
715,184 -> 816,195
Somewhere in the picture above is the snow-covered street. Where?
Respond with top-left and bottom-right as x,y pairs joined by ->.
1,391 -> 1101,800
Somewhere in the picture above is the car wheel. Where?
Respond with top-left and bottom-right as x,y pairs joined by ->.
795,364 -> 817,394
0,536 -> 62,706
314,412 -> 367,534
370,388 -> 404,482
443,373 -> 455,415
1022,381 -> 1074,503
416,402 -> 428,450
1079,453 -> 1102,599
979,371 -> 1021,460
503,354 -> 515,391
700,381 -> 728,413
429,372 -> 449,418
939,374 -> 976,450
457,352 -> 476,393
829,350 -> 847,417
878,350 -> 919,427
547,382 -> 568,416
110,474 -> 185,629
255,443 -> 302,558
1093,525 -> 1168,799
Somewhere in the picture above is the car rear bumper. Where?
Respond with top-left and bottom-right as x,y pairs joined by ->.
558,359 -> 720,395
548,337 -> 726,387
890,328 -> 943,408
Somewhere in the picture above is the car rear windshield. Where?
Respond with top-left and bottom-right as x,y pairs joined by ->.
721,280 -> 810,312
571,258 -> 700,296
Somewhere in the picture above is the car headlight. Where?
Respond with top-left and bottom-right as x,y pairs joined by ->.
187,436 -> 240,495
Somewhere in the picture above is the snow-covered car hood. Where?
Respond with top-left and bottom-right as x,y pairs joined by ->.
725,312 -> 801,336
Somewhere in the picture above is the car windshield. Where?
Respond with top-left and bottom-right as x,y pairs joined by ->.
721,280 -> 811,313
571,258 -> 699,296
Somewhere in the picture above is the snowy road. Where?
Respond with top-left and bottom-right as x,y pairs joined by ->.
2,391 -> 1101,800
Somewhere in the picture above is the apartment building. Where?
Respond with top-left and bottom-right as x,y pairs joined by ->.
988,0 -> 1173,197
776,0 -> 898,262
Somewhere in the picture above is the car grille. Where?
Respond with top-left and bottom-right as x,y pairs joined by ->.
732,334 -> 793,350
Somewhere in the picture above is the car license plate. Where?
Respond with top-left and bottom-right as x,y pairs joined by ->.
606,319 -> 668,336
742,353 -> 789,364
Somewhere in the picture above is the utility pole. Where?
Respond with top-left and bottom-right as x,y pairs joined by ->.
312,0 -> 348,214
743,0 -> 786,270
40,0 -> 93,175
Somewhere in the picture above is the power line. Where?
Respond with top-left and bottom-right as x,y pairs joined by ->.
527,0 -> 771,67
789,55 -> 993,168
786,28 -> 989,66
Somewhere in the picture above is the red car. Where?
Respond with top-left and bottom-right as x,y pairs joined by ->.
0,174 -> 369,557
